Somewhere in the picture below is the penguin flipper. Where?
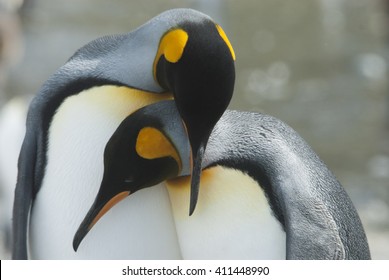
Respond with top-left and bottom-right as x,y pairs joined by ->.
284,198 -> 345,259
12,129 -> 37,259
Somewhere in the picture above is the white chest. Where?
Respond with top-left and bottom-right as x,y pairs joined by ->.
29,86 -> 181,259
167,166 -> 286,259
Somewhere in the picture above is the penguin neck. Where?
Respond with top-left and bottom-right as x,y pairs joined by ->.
205,110 -> 365,259
204,110 -> 334,229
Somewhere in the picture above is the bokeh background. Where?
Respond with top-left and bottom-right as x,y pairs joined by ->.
0,0 -> 388,259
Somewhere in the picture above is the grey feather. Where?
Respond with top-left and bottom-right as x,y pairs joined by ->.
204,110 -> 370,259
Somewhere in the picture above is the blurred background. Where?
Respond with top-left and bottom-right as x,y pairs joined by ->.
0,0 -> 388,259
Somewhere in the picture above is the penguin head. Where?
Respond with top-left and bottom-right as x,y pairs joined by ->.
57,8 -> 234,216
73,101 -> 190,251
153,9 -> 236,215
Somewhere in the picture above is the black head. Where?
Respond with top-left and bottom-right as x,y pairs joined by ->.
154,12 -> 235,215
73,101 -> 190,251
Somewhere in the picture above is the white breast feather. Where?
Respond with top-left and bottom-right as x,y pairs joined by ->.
29,86 -> 181,259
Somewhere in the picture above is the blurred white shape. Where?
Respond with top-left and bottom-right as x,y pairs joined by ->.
357,53 -> 387,81
247,69 -> 269,92
367,154 -> 389,178
268,61 -> 290,87
0,97 -> 27,248
245,62 -> 290,103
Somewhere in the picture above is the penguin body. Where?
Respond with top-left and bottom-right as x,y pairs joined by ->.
203,109 -> 370,259
80,100 -> 370,259
166,166 -> 286,259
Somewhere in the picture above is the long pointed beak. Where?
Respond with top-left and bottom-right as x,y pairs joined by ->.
189,142 -> 206,216
73,188 -> 130,251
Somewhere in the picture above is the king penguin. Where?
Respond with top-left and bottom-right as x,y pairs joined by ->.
75,100 -> 371,260
12,8 -> 236,259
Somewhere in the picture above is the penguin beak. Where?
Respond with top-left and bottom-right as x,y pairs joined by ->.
187,130 -> 208,216
73,180 -> 130,252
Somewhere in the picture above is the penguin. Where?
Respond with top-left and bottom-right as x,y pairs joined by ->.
12,8 -> 235,259
74,100 -> 371,260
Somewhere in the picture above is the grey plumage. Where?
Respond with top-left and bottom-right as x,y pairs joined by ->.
204,110 -> 370,259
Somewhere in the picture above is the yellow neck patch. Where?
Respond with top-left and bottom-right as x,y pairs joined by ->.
153,29 -> 189,79
136,127 -> 182,170
216,24 -> 236,60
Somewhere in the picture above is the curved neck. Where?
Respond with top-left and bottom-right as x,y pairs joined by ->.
205,111 -> 319,226
204,110 -> 369,259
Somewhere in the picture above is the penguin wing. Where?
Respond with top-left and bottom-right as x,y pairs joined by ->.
203,110 -> 369,259
282,193 -> 345,259
12,126 -> 37,259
